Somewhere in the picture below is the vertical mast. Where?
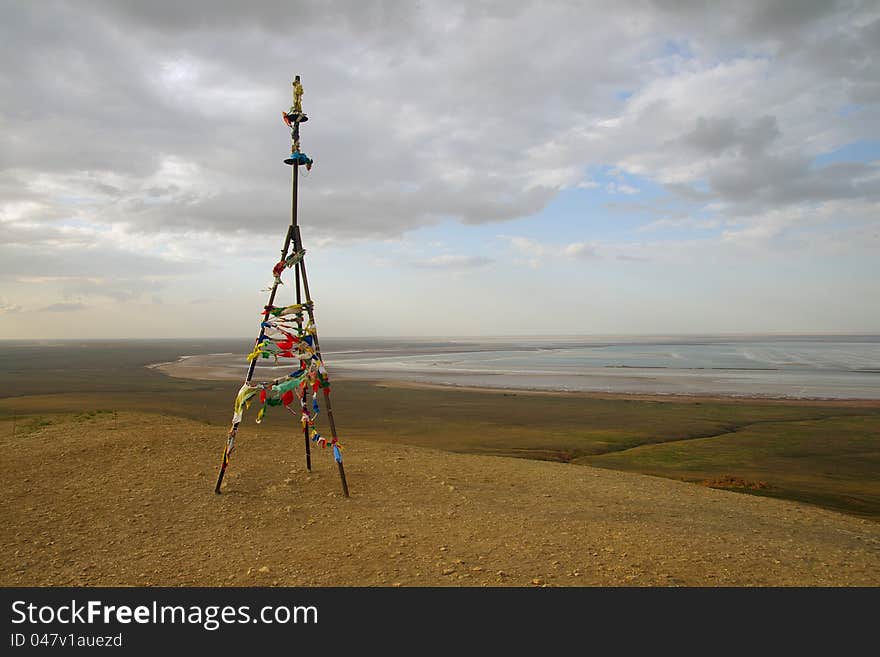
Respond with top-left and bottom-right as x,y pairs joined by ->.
289,79 -> 312,472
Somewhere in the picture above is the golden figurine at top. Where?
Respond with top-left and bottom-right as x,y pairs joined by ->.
292,75 -> 304,115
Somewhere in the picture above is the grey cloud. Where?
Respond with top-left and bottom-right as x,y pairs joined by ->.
652,0 -> 857,50
741,0 -> 849,37
86,0 -> 424,38
851,80 -> 880,103
709,155 -> 880,209
664,183 -> 712,202
1,0 -> 878,266
680,116 -> 780,157
0,0 -> 645,242
0,231 -> 202,280
60,277 -> 165,302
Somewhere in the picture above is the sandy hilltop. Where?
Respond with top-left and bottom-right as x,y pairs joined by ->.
2,409 -> 878,587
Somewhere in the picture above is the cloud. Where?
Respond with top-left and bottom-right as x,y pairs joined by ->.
506,236 -> 599,264
638,217 -> 721,232
607,182 -> 640,195
59,277 -> 165,302
679,115 -> 781,157
0,298 -> 23,314
411,254 -> 493,269
506,193 -> 880,265
707,156 -> 880,211
503,236 -> 548,269
563,242 -> 599,259
0,1 -> 878,337
2,1 -> 876,252
39,302 -> 88,313
0,227 -> 203,281
505,237 -> 545,254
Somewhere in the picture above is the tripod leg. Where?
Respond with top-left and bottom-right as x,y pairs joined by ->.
295,227 -> 350,498
336,459 -> 349,498
214,447 -> 229,494
214,427 -> 237,494
325,390 -> 350,497
303,394 -> 312,471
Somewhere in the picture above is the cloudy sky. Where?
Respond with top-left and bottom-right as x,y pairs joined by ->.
1,0 -> 878,339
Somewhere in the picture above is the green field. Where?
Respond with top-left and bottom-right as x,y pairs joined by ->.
1,340 -> 879,519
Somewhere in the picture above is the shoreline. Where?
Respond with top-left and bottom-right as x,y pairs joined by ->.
371,379 -> 880,408
149,356 -> 880,408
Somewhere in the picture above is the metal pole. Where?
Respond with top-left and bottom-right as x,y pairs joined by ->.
292,150 -> 312,472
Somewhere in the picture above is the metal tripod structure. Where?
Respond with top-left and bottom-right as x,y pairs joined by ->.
214,76 -> 349,497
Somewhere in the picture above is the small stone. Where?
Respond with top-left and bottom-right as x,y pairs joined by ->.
531,578 -> 544,586
258,566 -> 270,574
439,546 -> 448,552
441,568 -> 455,576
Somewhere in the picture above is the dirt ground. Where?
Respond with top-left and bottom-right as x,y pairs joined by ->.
2,411 -> 878,586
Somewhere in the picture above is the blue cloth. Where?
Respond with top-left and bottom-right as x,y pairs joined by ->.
283,151 -> 313,166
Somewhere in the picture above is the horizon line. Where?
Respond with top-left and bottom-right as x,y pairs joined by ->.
1,331 -> 879,342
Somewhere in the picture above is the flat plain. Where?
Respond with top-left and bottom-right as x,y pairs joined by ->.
1,341 -> 878,585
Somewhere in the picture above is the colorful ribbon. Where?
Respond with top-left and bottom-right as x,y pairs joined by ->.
231,246 -> 339,461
